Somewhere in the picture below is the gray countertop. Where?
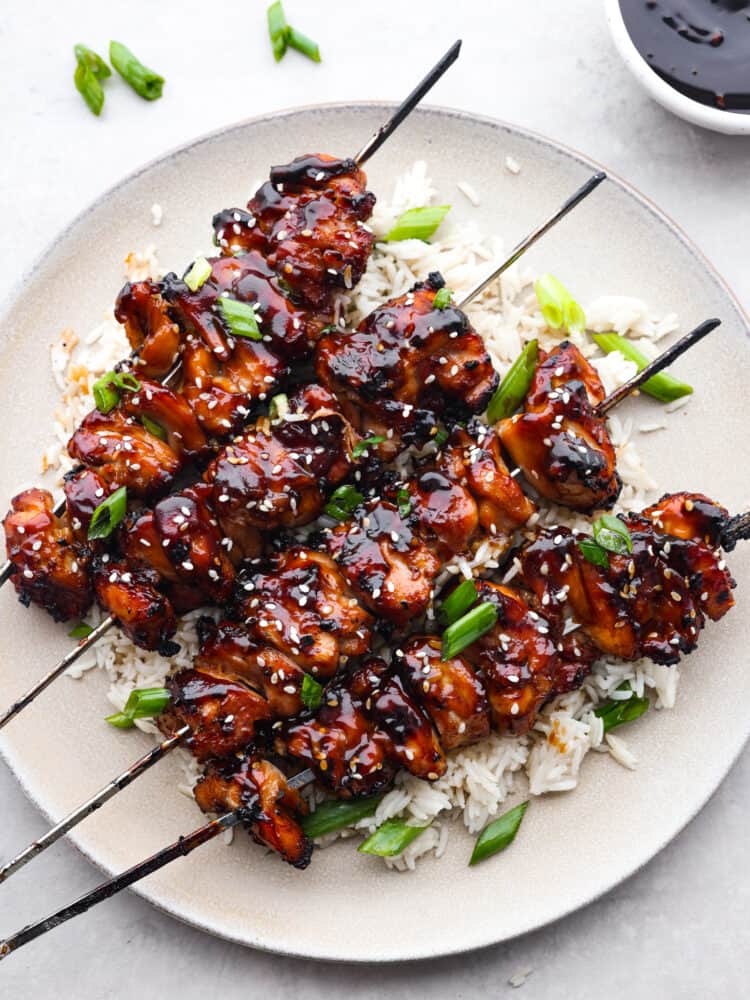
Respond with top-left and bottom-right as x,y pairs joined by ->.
1,1 -> 748,996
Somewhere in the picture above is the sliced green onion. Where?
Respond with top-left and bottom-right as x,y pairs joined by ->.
92,370 -> 141,413
105,686 -> 171,729
68,622 -> 94,640
469,801 -> 529,866
301,795 -> 383,838
216,296 -> 262,341
352,435 -> 385,458
535,274 -> 586,335
324,485 -> 364,521
267,1 -> 289,61
287,26 -> 321,62
441,601 -> 498,660
358,818 -> 430,857
592,332 -> 693,404
74,57 -> 105,117
301,673 -> 322,711
593,513 -> 633,555
595,684 -> 649,733
184,256 -> 212,293
268,393 -> 289,421
433,427 -> 449,448
396,487 -> 412,519
141,415 -> 167,441
486,339 -> 538,424
432,286 -> 453,310
88,486 -> 128,541
74,44 -> 111,80
578,537 -> 609,569
113,371 -> 140,392
109,41 -> 164,101
384,205 -> 450,243
437,579 -> 479,627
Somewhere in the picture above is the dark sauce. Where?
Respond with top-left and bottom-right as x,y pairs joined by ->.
620,1 -> 750,111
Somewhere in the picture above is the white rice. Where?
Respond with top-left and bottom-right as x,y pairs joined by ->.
48,162 -> 686,869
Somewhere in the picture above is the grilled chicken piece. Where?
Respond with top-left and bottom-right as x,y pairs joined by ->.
498,341 -> 621,512
3,488 -> 92,622
92,557 -> 178,653
68,379 -> 207,499
115,280 -> 182,379
396,636 -> 490,751
195,755 -> 312,868
160,665 -> 273,760
350,657 -> 447,780
214,154 -> 376,310
316,273 -> 498,457
195,617 -> 308,718
326,498 -> 441,627
204,384 -> 356,554
234,547 -> 373,678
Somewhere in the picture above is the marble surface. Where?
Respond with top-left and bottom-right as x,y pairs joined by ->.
0,1 -> 748,996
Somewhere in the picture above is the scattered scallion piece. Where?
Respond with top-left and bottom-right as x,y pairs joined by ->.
469,801 -> 529,866
352,435 -> 385,458
301,673 -> 322,711
267,1 -> 289,61
486,339 -> 538,424
593,513 -> 633,555
68,622 -> 94,640
184,256 -> 213,293
441,601 -> 498,660
324,485 -> 363,521
216,296 -> 262,341
141,415 -> 167,441
595,684 -> 649,733
109,41 -> 164,101
74,44 -> 111,81
437,579 -> 479,627
268,393 -> 289,421
534,273 -> 586,335
88,486 -> 128,541
73,44 -> 109,116
92,370 -> 141,413
578,537 -> 610,569
301,795 -> 383,838
384,205 -> 451,243
287,26 -> 321,62
592,332 -> 693,404
432,286 -> 453,310
358,818 -> 430,857
105,686 -> 171,729
396,487 -> 412,519
433,427 -> 449,448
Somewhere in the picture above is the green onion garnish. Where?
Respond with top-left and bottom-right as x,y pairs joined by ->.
384,205 -> 450,243
74,44 -> 112,81
469,801 -> 529,866
433,427 -> 449,448
324,485 -> 363,521
535,273 -> 586,335
441,601 -> 498,660
216,296 -> 262,341
73,44 -> 107,117
109,41 -> 164,101
358,818 -> 430,857
141,415 -> 167,441
432,286 -> 453,310
184,256 -> 213,293
267,1 -> 289,61
105,686 -> 171,729
578,537 -> 610,569
352,435 -> 385,458
301,795 -> 383,838
301,673 -> 322,711
287,26 -> 321,62
92,370 -> 141,413
268,393 -> 289,421
578,515 -> 633,568
594,684 -> 649,733
88,486 -> 128,541
437,579 -> 479,627
68,622 -> 94,640
592,332 -> 693,404
486,339 -> 538,424
396,487 -> 412,519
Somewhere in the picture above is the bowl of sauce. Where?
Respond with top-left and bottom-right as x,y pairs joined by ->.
606,0 -> 750,133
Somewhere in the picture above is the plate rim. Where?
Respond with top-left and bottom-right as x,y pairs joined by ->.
1,101 -> 748,963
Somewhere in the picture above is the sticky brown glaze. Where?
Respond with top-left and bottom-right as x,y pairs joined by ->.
3,488 -> 93,622
315,274 -> 498,456
195,755 -> 312,868
325,499 -> 441,627
159,665 -> 273,761
349,656 -> 447,781
92,557 -> 178,654
115,280 -> 181,379
395,636 -> 490,751
63,468 -> 115,545
498,341 -> 621,512
214,154 -> 376,310
204,384 -> 356,554
234,547 -> 373,678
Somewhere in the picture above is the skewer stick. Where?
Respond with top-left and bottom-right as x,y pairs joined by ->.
0,725 -> 190,884
596,318 -> 721,417
353,40 -> 462,166
0,768 -> 314,961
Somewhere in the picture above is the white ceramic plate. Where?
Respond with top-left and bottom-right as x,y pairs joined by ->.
0,105 -> 748,962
